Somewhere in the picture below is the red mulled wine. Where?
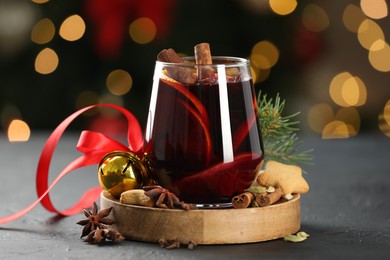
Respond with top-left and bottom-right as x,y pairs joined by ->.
145,57 -> 264,204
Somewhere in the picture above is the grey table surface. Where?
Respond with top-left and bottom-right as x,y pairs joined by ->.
0,132 -> 389,259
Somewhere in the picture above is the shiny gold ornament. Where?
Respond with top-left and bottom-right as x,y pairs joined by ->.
98,151 -> 155,198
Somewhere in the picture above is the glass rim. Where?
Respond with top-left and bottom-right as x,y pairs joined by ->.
156,56 -> 249,68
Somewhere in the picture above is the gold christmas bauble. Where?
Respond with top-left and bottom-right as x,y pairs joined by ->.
98,151 -> 154,198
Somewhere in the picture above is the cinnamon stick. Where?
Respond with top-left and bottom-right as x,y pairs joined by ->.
157,48 -> 196,84
157,48 -> 183,63
232,192 -> 255,209
255,188 -> 283,207
194,43 -> 215,80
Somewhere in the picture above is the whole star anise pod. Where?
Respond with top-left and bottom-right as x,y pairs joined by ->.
76,202 -> 115,238
143,185 -> 196,210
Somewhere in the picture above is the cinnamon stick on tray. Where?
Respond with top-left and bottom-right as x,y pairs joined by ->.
255,188 -> 283,207
232,192 -> 255,209
194,43 -> 215,80
157,48 -> 196,84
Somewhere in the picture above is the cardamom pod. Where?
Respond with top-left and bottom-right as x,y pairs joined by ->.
120,189 -> 155,207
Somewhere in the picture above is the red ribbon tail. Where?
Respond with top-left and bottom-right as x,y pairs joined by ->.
0,155 -> 103,224
0,104 -> 143,224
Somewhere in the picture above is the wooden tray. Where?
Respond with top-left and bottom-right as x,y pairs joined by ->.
100,191 -> 300,245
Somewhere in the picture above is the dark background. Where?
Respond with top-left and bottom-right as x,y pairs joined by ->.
0,2 -> 389,257
1,0 -> 390,137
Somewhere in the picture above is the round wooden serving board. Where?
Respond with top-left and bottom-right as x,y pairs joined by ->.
100,191 -> 300,245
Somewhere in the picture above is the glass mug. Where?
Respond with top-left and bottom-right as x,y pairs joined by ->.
145,56 -> 264,206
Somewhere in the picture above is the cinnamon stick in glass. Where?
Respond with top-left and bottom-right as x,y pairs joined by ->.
232,191 -> 255,209
194,43 -> 215,80
255,188 -> 283,207
157,48 -> 196,84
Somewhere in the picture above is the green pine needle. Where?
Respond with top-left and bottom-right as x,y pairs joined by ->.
258,92 -> 314,169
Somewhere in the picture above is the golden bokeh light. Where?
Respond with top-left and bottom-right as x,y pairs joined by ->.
369,38 -> 387,51
106,69 -> 133,96
8,119 -> 31,142
269,0 -> 297,16
343,4 -> 367,33
32,0 -> 50,3
251,41 -> 279,68
31,18 -> 55,44
250,65 -> 270,84
360,0 -> 388,20
378,113 -> 390,137
302,4 -> 329,32
335,107 -> 360,135
307,103 -> 334,134
307,103 -> 361,136
250,67 -> 257,83
34,48 -> 59,74
354,77 -> 367,106
383,100 -> 390,125
59,14 -> 86,42
329,72 -> 366,107
250,54 -> 271,69
357,19 -> 385,50
329,72 -> 352,107
341,76 -> 367,106
368,40 -> 390,72
322,120 -> 350,139
129,17 -> 156,44
341,79 -> 361,107
345,124 -> 357,136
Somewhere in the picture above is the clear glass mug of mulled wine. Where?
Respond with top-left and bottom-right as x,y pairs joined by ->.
145,55 -> 264,207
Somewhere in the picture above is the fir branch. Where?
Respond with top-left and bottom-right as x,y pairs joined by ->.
258,92 -> 314,168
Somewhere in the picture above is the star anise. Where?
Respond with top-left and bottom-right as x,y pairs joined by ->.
143,185 -> 196,210
76,202 -> 115,238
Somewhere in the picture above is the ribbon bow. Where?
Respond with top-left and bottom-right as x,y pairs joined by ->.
0,104 -> 143,224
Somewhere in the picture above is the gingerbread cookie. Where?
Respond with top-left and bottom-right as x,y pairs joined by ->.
257,160 -> 309,195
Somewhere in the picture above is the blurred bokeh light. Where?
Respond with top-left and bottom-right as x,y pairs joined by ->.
357,19 -> 384,50
269,0 -> 297,15
0,0 -> 390,142
59,14 -> 86,42
7,119 -> 30,142
31,18 -> 55,44
106,69 -> 133,96
360,0 -> 388,20
129,17 -> 157,44
343,4 -> 367,33
329,72 -> 367,107
34,47 -> 59,74
302,4 -> 329,32
32,0 -> 49,4
369,39 -> 390,72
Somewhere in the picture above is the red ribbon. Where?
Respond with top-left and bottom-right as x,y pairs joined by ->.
0,104 -> 143,224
